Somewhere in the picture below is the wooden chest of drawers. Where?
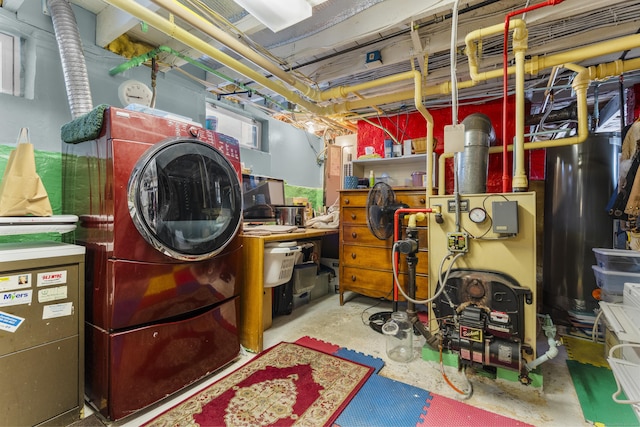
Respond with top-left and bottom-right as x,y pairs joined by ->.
339,188 -> 429,305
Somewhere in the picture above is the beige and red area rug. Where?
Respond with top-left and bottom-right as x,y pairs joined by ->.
143,342 -> 373,427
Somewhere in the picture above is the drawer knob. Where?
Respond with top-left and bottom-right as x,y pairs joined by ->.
351,213 -> 356,220
345,198 -> 350,205
351,275 -> 357,281
352,232 -> 357,238
420,198 -> 426,204
351,253 -> 356,259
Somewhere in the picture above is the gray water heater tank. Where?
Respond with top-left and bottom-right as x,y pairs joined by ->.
543,132 -> 620,322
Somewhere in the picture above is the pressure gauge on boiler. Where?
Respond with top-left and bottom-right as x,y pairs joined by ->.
118,79 -> 153,107
469,207 -> 487,224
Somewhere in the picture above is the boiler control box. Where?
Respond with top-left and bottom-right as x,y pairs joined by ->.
492,200 -> 519,234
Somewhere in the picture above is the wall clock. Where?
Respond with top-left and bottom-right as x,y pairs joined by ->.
118,80 -> 153,107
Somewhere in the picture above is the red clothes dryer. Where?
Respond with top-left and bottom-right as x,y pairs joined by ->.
63,107 -> 243,421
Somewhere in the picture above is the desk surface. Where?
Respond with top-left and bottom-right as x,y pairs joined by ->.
239,227 -> 338,353
241,228 -> 338,242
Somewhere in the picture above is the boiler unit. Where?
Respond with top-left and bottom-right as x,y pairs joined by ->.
432,269 -> 533,374
62,106 -> 243,420
427,192 -> 540,383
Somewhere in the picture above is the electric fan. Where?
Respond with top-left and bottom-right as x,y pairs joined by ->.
365,182 -> 408,332
366,182 -> 408,240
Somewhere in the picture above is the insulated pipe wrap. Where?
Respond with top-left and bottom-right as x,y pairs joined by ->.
47,0 -> 93,119
457,113 -> 495,194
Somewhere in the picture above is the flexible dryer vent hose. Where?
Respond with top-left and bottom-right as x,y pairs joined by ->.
47,0 -> 93,119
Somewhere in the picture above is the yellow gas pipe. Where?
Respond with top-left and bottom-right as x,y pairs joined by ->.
465,20 -> 526,82
462,20 -> 640,193
106,0 -> 435,125
149,0 -> 323,101
106,0 -> 640,195
511,25 -> 528,191
437,61 -> 591,195
104,0 -> 326,115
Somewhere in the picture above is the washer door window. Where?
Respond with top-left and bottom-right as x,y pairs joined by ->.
128,138 -> 242,261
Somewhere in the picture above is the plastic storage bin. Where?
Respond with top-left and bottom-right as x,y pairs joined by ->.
593,248 -> 640,272
264,242 -> 301,287
320,257 -> 339,292
592,265 -> 640,295
310,271 -> 331,300
292,262 -> 317,294
293,292 -> 310,310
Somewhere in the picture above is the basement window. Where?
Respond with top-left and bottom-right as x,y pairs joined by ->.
206,103 -> 261,150
0,32 -> 20,96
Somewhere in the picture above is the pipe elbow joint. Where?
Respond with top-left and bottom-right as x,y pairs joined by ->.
468,69 -> 482,83
512,28 -> 529,50
571,77 -> 589,92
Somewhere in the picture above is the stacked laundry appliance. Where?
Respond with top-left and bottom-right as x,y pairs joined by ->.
62,106 -> 243,420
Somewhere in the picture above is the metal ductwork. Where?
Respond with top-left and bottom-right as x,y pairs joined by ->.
457,113 -> 495,194
525,102 -> 578,126
47,0 -> 93,119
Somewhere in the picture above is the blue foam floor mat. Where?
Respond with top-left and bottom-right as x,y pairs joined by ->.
335,372 -> 432,427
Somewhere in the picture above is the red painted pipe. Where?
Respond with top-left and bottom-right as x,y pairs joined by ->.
392,208 -> 433,301
502,0 -> 564,193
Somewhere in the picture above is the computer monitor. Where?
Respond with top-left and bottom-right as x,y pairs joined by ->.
242,174 -> 285,221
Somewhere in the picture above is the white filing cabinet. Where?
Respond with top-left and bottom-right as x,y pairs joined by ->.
0,241 -> 85,426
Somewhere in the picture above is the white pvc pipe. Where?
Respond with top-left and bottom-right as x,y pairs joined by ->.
450,0 -> 461,125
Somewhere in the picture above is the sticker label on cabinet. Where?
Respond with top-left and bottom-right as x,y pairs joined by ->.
0,290 -> 33,307
38,286 -> 68,303
37,271 -> 67,287
0,311 -> 24,333
0,274 -> 32,292
42,302 -> 73,319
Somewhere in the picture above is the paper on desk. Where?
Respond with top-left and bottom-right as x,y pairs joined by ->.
244,225 -> 299,235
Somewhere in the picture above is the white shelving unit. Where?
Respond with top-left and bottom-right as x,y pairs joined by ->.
607,356 -> 640,418
600,283 -> 640,422
351,154 -> 430,187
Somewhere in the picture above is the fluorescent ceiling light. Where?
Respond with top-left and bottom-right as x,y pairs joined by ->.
233,0 -> 312,32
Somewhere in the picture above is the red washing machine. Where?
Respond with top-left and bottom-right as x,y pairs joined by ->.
62,107 -> 243,421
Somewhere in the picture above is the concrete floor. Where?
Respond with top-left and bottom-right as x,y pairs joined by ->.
77,288 -> 591,427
